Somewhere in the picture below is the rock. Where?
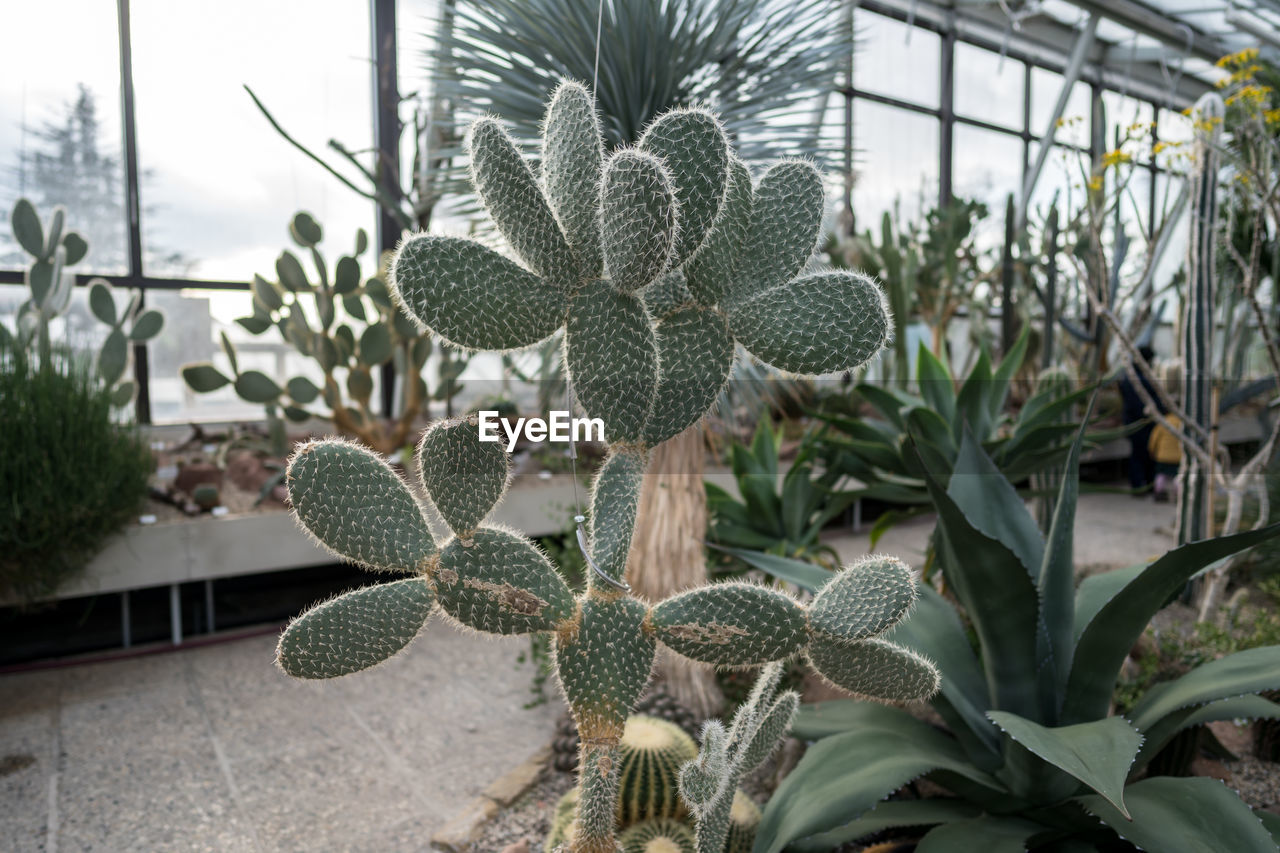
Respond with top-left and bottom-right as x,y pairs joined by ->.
431,796 -> 498,852
500,841 -> 530,853
484,746 -> 550,806
174,461 -> 222,494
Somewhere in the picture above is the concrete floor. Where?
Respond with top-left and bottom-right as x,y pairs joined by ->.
0,491 -> 1179,852
0,621 -> 559,852
828,489 -> 1180,574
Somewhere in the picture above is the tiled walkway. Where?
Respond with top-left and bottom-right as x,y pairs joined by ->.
0,621 -> 558,852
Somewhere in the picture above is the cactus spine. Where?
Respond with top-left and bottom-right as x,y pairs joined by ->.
275,82 -> 936,853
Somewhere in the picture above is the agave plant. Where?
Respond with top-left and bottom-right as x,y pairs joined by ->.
812,328 -> 1123,543
749,418 -> 1280,852
706,419 -> 854,572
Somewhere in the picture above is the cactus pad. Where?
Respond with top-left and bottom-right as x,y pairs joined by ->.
391,234 -> 567,352
684,158 -> 752,307
276,578 -> 434,679
726,270 -> 891,375
469,118 -> 579,287
727,160 -> 824,306
600,150 -> 677,292
589,448 -> 649,582
807,556 -> 916,646
542,81 -> 605,278
566,281 -> 658,443
417,416 -> 510,535
643,270 -> 695,322
643,306 -> 733,446
638,108 -> 729,267
434,528 -> 575,635
650,582 -> 807,666
807,636 -> 940,702
287,439 -> 434,572
556,596 -> 656,732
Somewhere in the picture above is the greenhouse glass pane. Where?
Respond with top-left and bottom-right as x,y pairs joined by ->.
851,101 -> 939,232
0,2 -> 127,274
1030,66 -> 1092,139
954,43 -> 1025,131
952,124 -> 1024,235
854,11 -> 940,108
131,1 -> 376,282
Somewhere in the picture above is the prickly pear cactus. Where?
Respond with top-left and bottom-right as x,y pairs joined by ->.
276,82 -> 937,853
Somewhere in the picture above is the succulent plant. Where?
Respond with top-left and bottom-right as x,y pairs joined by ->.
180,212 -> 444,455
679,662 -> 798,853
616,716 -> 698,826
619,818 -> 696,853
4,198 -> 163,407
723,790 -> 761,853
275,83 -> 934,853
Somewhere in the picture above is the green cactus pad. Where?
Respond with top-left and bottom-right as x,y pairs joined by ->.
807,636 -> 940,702
643,306 -> 733,446
566,281 -> 658,444
807,555 -> 916,646
724,790 -> 762,853
542,80 -> 604,278
391,234 -> 567,352
287,440 -> 435,572
685,158 -> 752,307
589,448 -> 648,583
738,692 -> 799,772
680,717 -> 732,809
619,818 -> 695,853
617,715 -> 698,825
468,118 -> 579,287
600,149 -> 676,292
726,270 -> 890,375
726,160 -> 823,306
642,270 -> 694,322
434,528 -> 576,635
556,596 -> 656,731
639,108 -> 729,267
276,578 -> 434,679
651,582 -> 807,666
417,416 -> 510,535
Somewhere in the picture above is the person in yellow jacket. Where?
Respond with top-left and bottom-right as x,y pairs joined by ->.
1148,414 -> 1182,503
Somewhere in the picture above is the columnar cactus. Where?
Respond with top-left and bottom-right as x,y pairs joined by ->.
678,662 -> 797,853
276,82 -> 938,853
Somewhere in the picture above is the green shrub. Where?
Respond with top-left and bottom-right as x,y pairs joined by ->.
0,339 -> 152,603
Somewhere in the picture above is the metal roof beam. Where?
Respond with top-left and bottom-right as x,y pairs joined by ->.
1061,0 -> 1232,63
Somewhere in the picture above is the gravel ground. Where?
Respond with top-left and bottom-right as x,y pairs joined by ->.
472,763 -> 576,853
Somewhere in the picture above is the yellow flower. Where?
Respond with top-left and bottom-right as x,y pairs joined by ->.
1225,84 -> 1272,107
1101,149 -> 1133,169
1087,175 -> 1104,192
1265,109 -> 1280,125
1153,141 -> 1170,155
1217,47 -> 1260,68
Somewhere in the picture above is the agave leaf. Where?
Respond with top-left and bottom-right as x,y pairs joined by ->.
917,442 -> 1043,718
755,702 -> 1005,853
788,798 -> 983,852
886,585 -> 1000,757
987,711 -> 1142,818
1134,694 -> 1280,773
1128,646 -> 1280,734
915,815 -> 1044,853
916,341 -> 955,426
1077,776 -> 1276,853
949,425 -> 1043,579
705,545 -> 830,592
1062,522 -> 1280,724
